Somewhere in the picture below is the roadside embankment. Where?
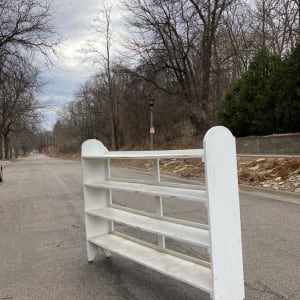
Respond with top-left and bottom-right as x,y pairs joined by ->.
47,150 -> 300,193
112,156 -> 300,193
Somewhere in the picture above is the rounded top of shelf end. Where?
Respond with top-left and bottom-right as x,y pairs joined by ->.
82,139 -> 108,157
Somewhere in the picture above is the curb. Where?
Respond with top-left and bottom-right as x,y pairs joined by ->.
238,184 -> 300,205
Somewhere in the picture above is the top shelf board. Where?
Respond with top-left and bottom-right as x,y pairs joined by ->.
82,149 -> 204,160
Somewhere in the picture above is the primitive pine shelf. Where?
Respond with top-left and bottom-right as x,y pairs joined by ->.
81,126 -> 245,300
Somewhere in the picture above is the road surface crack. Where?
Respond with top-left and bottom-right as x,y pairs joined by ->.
245,281 -> 289,299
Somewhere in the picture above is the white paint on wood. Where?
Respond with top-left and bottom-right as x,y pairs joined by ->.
87,207 -> 210,247
153,158 -> 165,248
88,233 -> 212,292
204,126 -> 245,300
82,139 -> 111,261
85,180 -> 207,202
82,149 -> 204,159
81,127 -> 245,299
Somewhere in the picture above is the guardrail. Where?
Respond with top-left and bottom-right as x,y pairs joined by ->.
81,126 -> 245,300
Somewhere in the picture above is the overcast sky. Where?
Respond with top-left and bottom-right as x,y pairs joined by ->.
40,0 -> 123,130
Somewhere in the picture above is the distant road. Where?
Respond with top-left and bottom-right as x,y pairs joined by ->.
0,155 -> 299,300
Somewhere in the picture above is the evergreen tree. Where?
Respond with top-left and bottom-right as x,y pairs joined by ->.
218,47 -> 299,136
274,43 -> 300,133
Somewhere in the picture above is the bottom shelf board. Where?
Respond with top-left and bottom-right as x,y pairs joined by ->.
88,233 -> 212,293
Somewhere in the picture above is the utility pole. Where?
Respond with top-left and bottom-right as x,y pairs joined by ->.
149,98 -> 155,150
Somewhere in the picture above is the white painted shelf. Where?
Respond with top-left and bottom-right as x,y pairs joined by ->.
82,149 -> 204,160
82,128 -> 245,299
88,233 -> 212,293
85,180 -> 207,202
87,207 -> 210,247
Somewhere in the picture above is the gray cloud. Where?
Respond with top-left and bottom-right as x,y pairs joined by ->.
41,0 -> 99,128
54,0 -> 99,36
41,0 -> 124,129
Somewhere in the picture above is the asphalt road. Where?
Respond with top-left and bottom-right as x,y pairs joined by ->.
0,155 -> 299,300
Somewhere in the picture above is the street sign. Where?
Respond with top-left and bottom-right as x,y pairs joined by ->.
150,126 -> 155,134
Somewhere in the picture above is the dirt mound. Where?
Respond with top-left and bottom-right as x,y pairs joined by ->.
112,156 -> 300,193
238,157 -> 299,192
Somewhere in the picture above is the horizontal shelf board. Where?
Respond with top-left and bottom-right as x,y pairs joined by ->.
85,180 -> 207,202
111,178 -> 206,191
109,204 -> 209,230
88,233 -> 212,292
87,207 -> 210,247
82,149 -> 204,159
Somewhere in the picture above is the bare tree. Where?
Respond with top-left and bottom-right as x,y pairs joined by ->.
185,0 -> 235,127
82,3 -> 122,149
123,0 -> 237,131
0,0 -> 58,65
250,0 -> 299,55
0,56 -> 41,158
0,0 -> 58,158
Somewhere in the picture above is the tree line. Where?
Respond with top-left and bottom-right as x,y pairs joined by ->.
0,0 -> 57,159
53,0 -> 299,152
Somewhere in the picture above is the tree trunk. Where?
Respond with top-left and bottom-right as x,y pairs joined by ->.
114,125 -> 119,150
111,121 -> 119,150
4,135 -> 9,159
199,39 -> 213,132
9,144 -> 13,159
0,134 -> 3,160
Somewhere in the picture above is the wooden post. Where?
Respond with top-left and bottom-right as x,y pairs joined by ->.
204,126 -> 244,300
82,139 -> 111,261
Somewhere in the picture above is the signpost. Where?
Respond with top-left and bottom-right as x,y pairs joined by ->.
149,98 -> 155,150
150,126 -> 155,134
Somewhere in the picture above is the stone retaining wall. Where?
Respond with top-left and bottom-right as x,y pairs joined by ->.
236,134 -> 300,155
